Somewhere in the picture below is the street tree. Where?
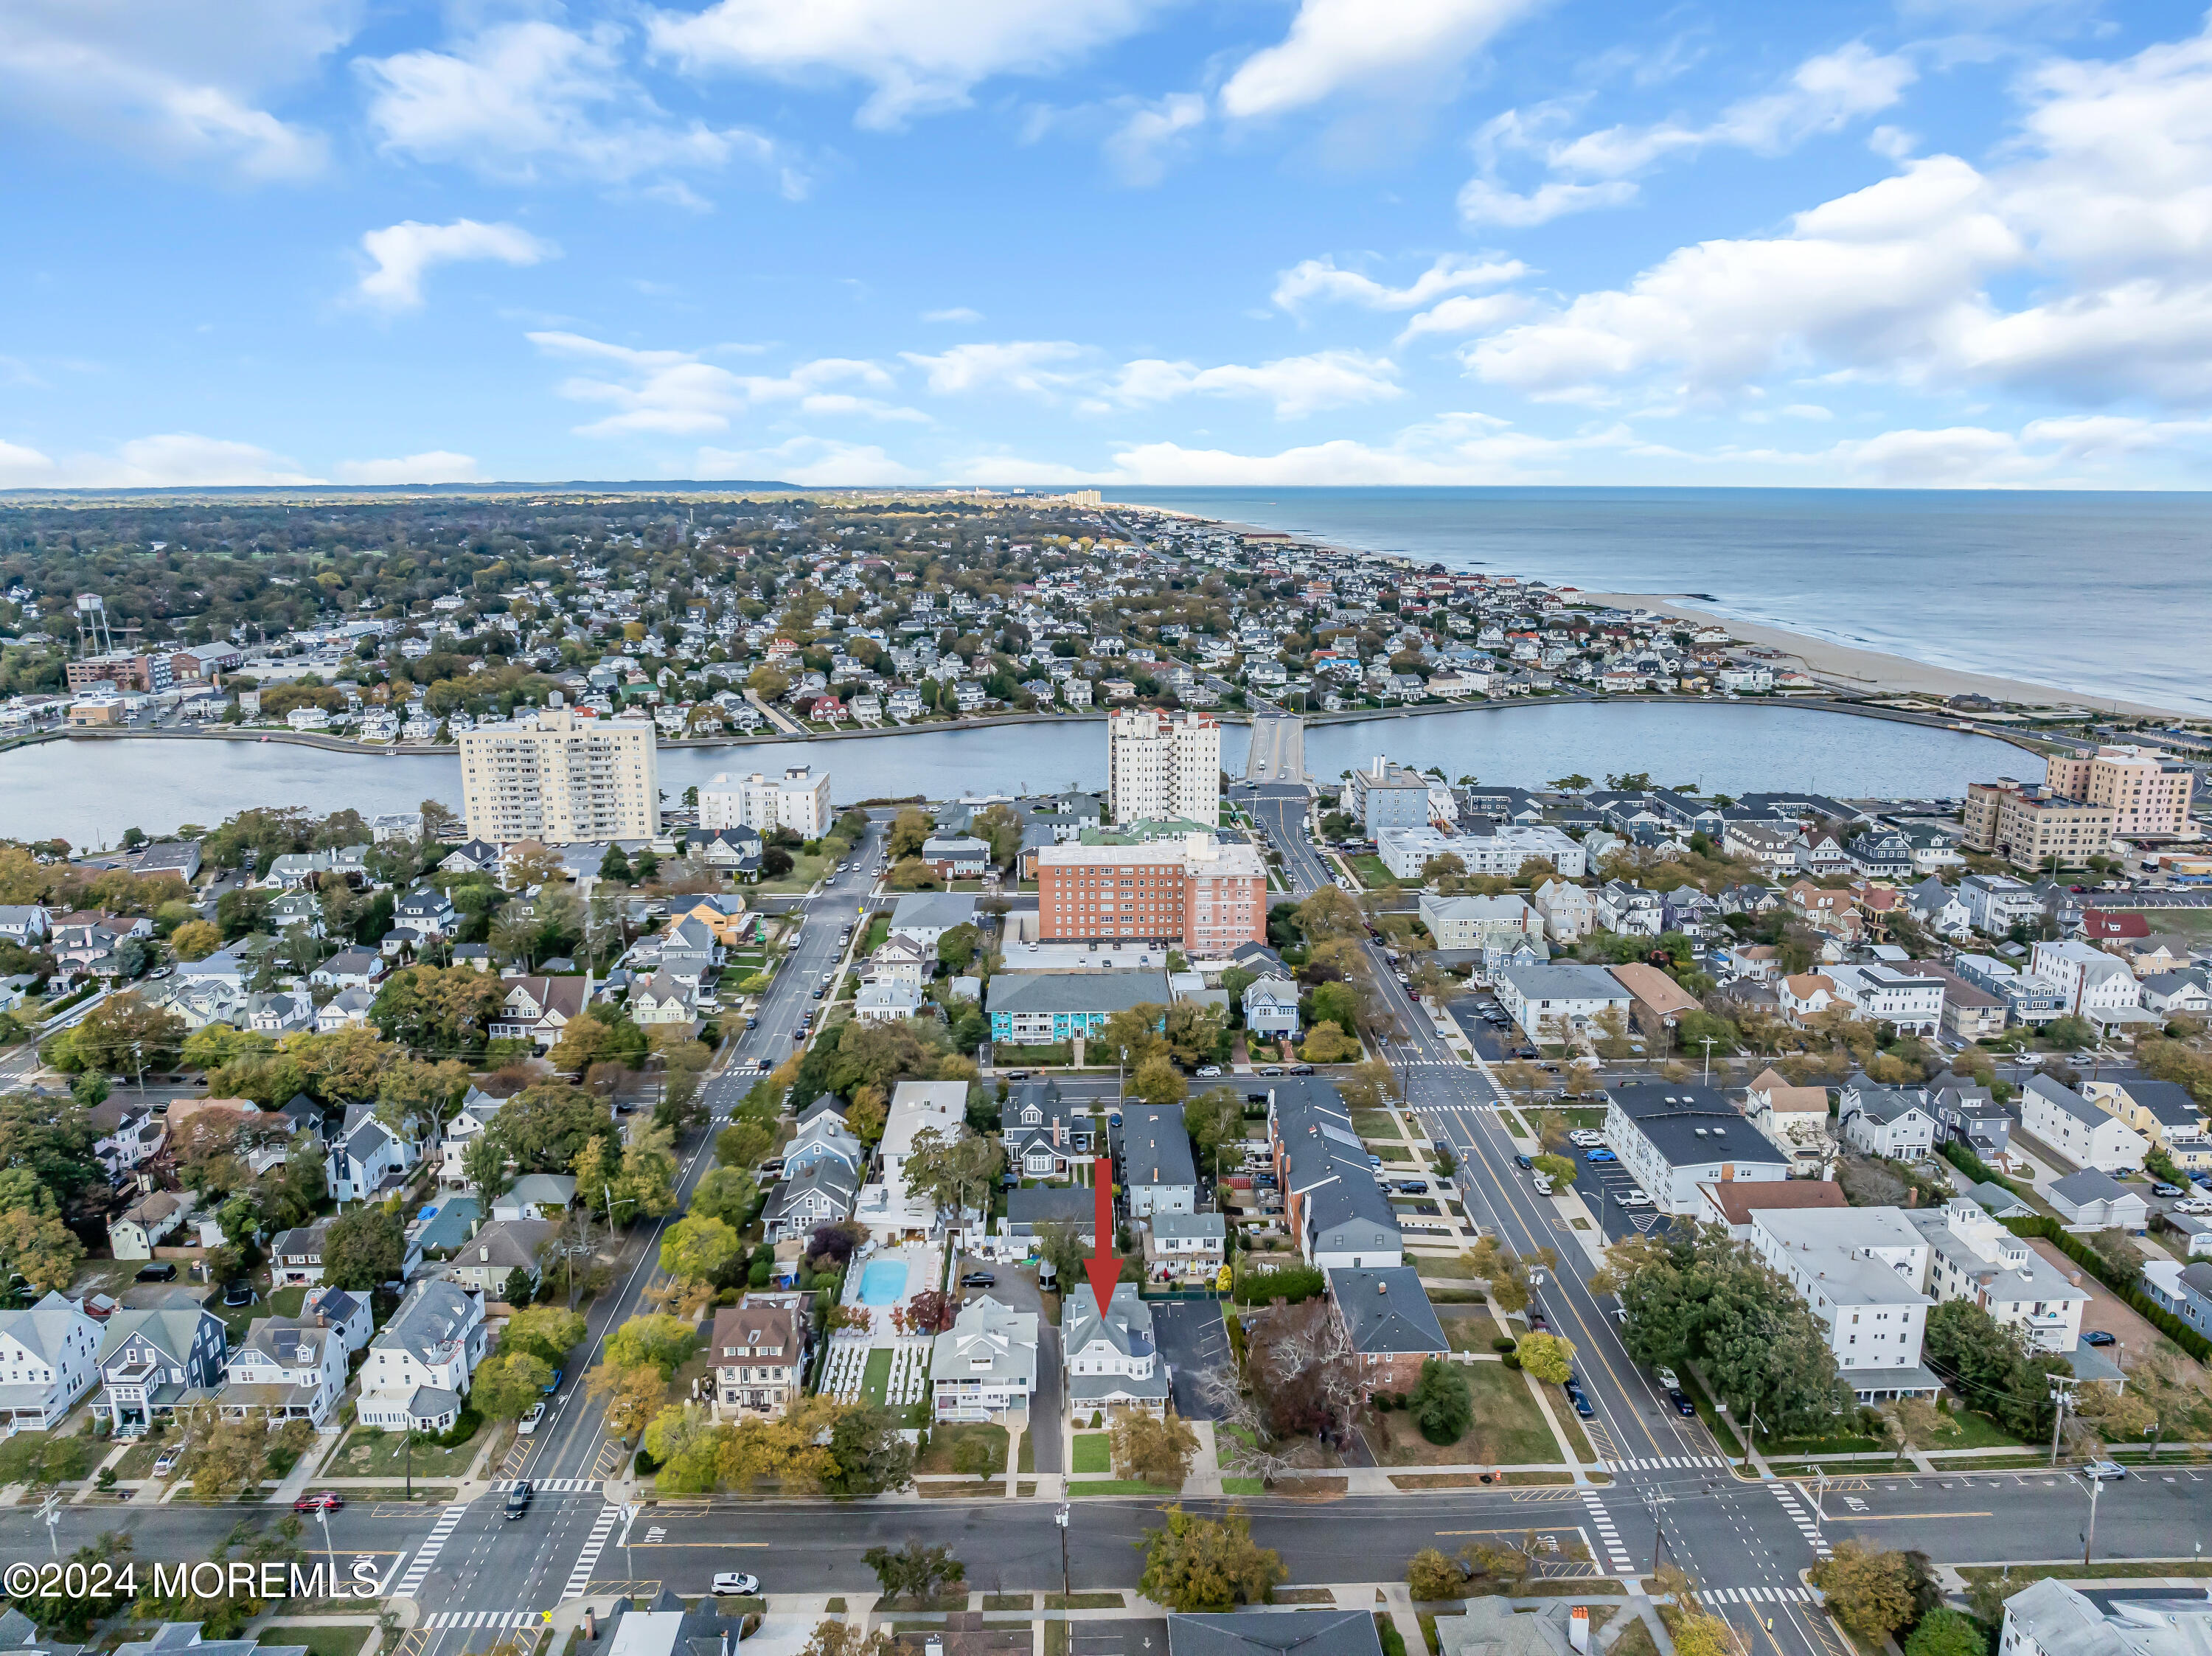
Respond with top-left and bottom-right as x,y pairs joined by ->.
1515,1330 -> 1576,1385
1137,1506 -> 1287,1612
1111,1409 -> 1200,1486
863,1540 -> 964,1606
1409,1357 -> 1473,1445
1809,1543 -> 1919,1642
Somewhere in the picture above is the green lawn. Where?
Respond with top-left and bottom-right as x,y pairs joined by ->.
1933,1409 -> 2025,1451
330,1424 -> 482,1479
915,1422 -> 1007,1478
1349,855 -> 1400,889
860,1348 -> 893,1408
1069,1479 -> 1180,1497
268,1286 -> 307,1318
1071,1433 -> 1111,1474
860,915 -> 890,956
759,851 -> 833,894
261,1629 -> 372,1656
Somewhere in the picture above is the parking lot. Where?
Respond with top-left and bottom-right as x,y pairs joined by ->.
1149,1299 -> 1234,1419
1566,1142 -> 1679,1246
1443,995 -> 1533,1065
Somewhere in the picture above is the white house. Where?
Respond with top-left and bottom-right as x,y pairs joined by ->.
220,1316 -> 349,1425
2020,1074 -> 2148,1173
1904,1200 -> 2088,1355
108,1191 -> 195,1261
1998,1578 -> 2212,1656
1495,961 -> 1632,1040
1750,1207 -> 1938,1402
2045,1169 -> 2149,1231
326,1107 -> 419,1203
1241,975 -> 1301,1040
1601,1081 -> 1791,1215
357,1279 -> 487,1431
1826,963 -> 1945,1037
1062,1281 -> 1170,1415
2030,939 -> 2140,1018
855,1078 -> 971,1241
1837,1079 -> 1938,1160
0,1293 -> 102,1428
1531,879 -> 1596,944
930,1295 -> 1039,1422
441,1089 -> 507,1185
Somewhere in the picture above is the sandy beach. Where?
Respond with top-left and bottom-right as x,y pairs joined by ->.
1575,592 -> 2185,721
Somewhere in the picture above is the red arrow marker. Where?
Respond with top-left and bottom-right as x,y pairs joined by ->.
1082,1154 -> 1119,1307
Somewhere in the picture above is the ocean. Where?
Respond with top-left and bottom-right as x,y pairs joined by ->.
1107,487 -> 2212,718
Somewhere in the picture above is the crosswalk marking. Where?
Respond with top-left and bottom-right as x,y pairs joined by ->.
1704,1587 -> 1815,1605
1770,1483 -> 1833,1559
1612,1455 -> 1730,1472
497,1477 -> 599,1492
391,1504 -> 469,1599
1579,1489 -> 1635,1573
562,1506 -> 623,1600
422,1612 -> 549,1629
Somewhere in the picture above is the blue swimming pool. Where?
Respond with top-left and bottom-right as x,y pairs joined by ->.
858,1259 -> 909,1306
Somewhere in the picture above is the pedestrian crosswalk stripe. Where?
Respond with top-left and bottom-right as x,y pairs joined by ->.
498,1477 -> 599,1492
1613,1455 -> 1728,1472
1579,1490 -> 1635,1572
423,1612 -> 548,1629
563,1505 -> 623,1600
1770,1484 -> 1833,1559
392,1504 -> 469,1599
1705,1587 -> 1813,1605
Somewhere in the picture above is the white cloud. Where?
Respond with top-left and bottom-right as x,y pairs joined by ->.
361,21 -> 796,192
1397,291 -> 1534,344
1271,253 -> 1526,313
0,0 -> 348,180
1545,45 -> 1917,179
530,333 -> 911,436
899,341 -> 1090,395
357,220 -> 559,311
1105,349 -> 1402,417
646,0 -> 1162,130
922,307 -> 984,324
0,433 -> 322,488
1456,177 -> 1638,226
1103,93 -> 1206,186
695,436 -> 922,486
334,450 -> 484,484
1220,0 -> 1543,120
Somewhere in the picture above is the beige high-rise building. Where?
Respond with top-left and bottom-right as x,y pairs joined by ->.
2042,745 -> 2197,838
1106,709 -> 1220,826
459,701 -> 660,844
1962,777 -> 2113,870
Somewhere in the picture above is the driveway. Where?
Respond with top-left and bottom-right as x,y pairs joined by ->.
953,1255 -> 1061,1469
1071,1621 -> 1169,1656
1150,1299 -> 1233,1419
2026,1237 -> 2176,1363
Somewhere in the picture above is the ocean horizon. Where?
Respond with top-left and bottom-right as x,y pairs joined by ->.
1105,486 -> 2212,719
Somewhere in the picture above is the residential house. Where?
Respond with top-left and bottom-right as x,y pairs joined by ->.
854,980 -> 924,1023
487,974 -> 591,1051
87,1098 -> 164,1177
1742,1068 -> 1833,1166
1826,962 -> 1945,1037
441,1217 -> 552,1300
1531,879 -> 1596,945
109,1191 -> 194,1261
987,970 -> 1172,1048
1837,1077 -> 1938,1159
887,891 -> 980,947
268,1223 -> 331,1287
1121,1104 -> 1197,1218
855,1079 -> 972,1240
2082,1079 -> 2211,1174
1904,876 -> 1972,938
2046,1169 -> 2150,1231
2030,940 -> 2141,1021
1001,1078 -> 1099,1181
1062,1281 -> 1170,1414
307,948 -> 385,992
325,1107 -> 417,1203
920,835 -> 992,879
931,1295 -> 1039,1422
627,971 -> 693,1026
1419,893 -> 1540,953
1242,975 -> 1301,1040
0,1293 -> 102,1428
1996,1573 -> 2212,1656
1780,973 -> 1840,1023
761,1158 -> 862,1242
357,1279 -> 487,1430
316,986 -> 378,1032
440,1088 -> 507,1185
1326,1265 -> 1449,1394
220,1316 -> 348,1425
1606,962 -> 1702,1037
2142,1259 -> 2212,1337
2141,970 -> 2212,1018
1145,1212 -> 1228,1287
1268,1079 -> 1404,1270
709,1298 -> 807,1421
1905,1200 -> 2088,1355
1494,961 -> 1632,1040
1594,881 -> 1664,936
92,1303 -> 227,1433
2020,1075 -> 2148,1173
301,1285 -> 372,1354
492,1173 -> 577,1222
1750,1207 -> 1938,1402
866,933 -> 936,990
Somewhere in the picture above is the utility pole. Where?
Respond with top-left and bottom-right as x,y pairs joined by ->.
2049,1375 -> 2079,1467
1813,1464 -> 1831,1523
38,1492 -> 60,1557
1643,1486 -> 1673,1576
1056,1501 -> 1071,1605
2146,1419 -> 2163,1464
2081,1472 -> 2103,1567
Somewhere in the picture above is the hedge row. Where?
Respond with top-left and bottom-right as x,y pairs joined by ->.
2000,1215 -> 2212,1362
1233,1262 -> 1326,1305
1939,1141 -> 2026,1197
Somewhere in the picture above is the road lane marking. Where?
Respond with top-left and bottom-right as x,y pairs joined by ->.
1827,1511 -> 1992,1520
561,1505 -> 623,1599
391,1504 -> 470,1599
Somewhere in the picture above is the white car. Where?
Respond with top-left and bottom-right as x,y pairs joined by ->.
153,1444 -> 184,1478
712,1572 -> 762,1596
518,1401 -> 546,1435
2176,1198 -> 2212,1215
1616,1189 -> 1655,1208
1569,1131 -> 1605,1147
1196,1065 -> 1222,1077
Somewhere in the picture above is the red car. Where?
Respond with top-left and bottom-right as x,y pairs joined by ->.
293,1492 -> 344,1514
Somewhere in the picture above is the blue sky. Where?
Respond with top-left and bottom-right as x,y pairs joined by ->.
5,0 -> 2212,490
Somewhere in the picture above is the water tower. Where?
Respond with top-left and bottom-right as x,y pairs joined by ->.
74,592 -> 113,657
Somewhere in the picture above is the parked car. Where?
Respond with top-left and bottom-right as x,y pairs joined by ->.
2082,1329 -> 2118,1346
1288,1063 -> 1316,1076
1565,1384 -> 1596,1419
1616,1189 -> 1654,1208
2152,1183 -> 2185,1198
153,1444 -> 184,1477
1655,1365 -> 1680,1390
1667,1388 -> 1695,1418
518,1401 -> 546,1435
1258,1065 -> 1284,1076
1583,1148 -> 1617,1163
293,1492 -> 344,1513
960,1271 -> 996,1288
1196,1065 -> 1222,1078
713,1572 -> 762,1596
2082,1460 -> 2128,1481
1514,1154 -> 1534,1170
135,1262 -> 178,1283
543,1368 -> 564,1393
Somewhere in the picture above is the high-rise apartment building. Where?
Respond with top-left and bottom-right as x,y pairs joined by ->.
458,700 -> 659,844
1036,832 -> 1265,956
1106,709 -> 1220,825
1962,777 -> 2113,870
2042,745 -> 2196,838
698,767 -> 832,838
